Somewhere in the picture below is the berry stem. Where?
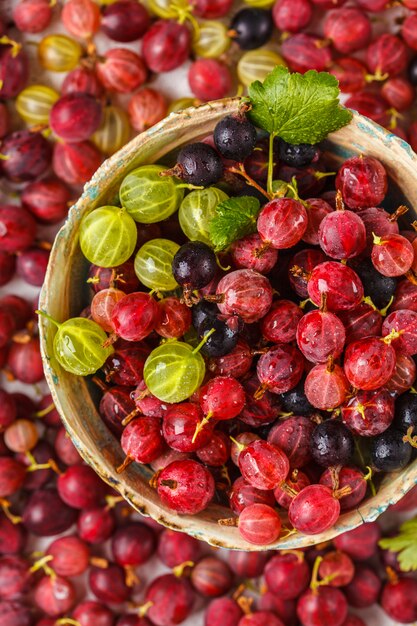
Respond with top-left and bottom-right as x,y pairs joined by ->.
176,183 -> 204,191
386,566 -> 399,584
313,170 -> 336,181
0,36 -> 22,57
405,270 -> 417,285
379,295 -> 394,317
353,439 -> 376,496
226,163 -> 271,200
236,596 -> 254,615
121,408 -> 141,427
25,452 -> 61,475
0,498 -> 22,524
254,382 -> 268,400
160,479 -> 178,489
279,482 -> 299,498
299,297 -> 313,310
335,190 -> 345,211
267,132 -> 276,197
289,265 -> 310,281
192,327 -> 216,355
229,436 -> 245,454
92,376 -> 108,392
334,485 -> 352,499
172,561 -> 195,577
365,69 -> 389,82
125,565 -> 140,588
203,294 -> 224,303
389,205 -> 409,222
116,455 -> 133,474
218,517 -> 239,527
403,426 -> 417,449
33,402 -> 55,418
253,241 -> 271,259
372,232 -> 383,246
36,309 -> 62,328
363,466 -> 373,482
382,328 -> 403,344
328,465 -> 341,491
30,554 -> 56,578
281,549 -> 305,562
138,601 -> 154,618
191,413 -> 212,444
310,556 -> 323,594
90,556 -> 109,568
182,284 -> 201,307
105,495 -> 124,509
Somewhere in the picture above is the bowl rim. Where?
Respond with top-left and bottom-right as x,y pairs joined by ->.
39,97 -> 417,550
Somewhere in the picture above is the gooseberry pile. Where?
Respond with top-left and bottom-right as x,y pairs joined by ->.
40,99 -> 417,547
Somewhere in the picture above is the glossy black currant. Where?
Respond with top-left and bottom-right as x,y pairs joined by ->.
192,300 -> 219,333
172,241 -> 217,290
229,8 -> 273,50
278,139 -> 318,168
177,143 -> 223,187
310,420 -> 354,467
393,392 -> 417,433
199,316 -> 239,357
214,115 -> 257,162
371,428 -> 412,472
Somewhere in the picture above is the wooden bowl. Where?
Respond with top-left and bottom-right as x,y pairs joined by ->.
39,98 -> 417,550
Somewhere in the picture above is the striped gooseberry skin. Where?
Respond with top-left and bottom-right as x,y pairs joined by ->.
237,49 -> 286,87
128,88 -> 167,133
79,206 -> 137,268
144,341 -> 206,403
61,0 -> 101,39
52,140 -> 102,186
92,105 -> 131,156
38,34 -> 83,72
366,33 -> 407,78
16,84 -> 59,126
179,187 -> 228,246
238,504 -> 282,545
91,288 -> 126,333
111,292 -> 159,342
119,164 -> 184,223
289,484 -> 341,535
134,238 -> 179,291
281,33 -> 333,74
216,269 -> 273,323
96,48 -> 148,93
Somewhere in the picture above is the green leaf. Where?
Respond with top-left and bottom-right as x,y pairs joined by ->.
248,66 -> 353,145
397,545 -> 417,572
209,196 -> 260,251
379,518 -> 417,572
